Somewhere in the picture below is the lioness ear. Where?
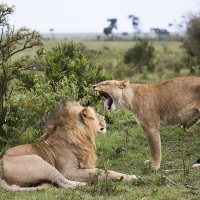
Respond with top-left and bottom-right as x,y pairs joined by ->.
116,80 -> 130,89
80,108 -> 94,125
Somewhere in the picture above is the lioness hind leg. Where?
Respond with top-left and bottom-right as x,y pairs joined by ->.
2,155 -> 85,188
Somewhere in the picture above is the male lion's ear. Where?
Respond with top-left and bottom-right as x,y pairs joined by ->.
116,80 -> 130,89
80,108 -> 94,125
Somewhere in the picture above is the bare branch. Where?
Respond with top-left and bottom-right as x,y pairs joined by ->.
163,176 -> 178,186
164,169 -> 184,173
184,184 -> 199,190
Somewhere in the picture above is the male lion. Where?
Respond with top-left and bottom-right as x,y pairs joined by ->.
93,77 -> 200,170
0,100 -> 137,191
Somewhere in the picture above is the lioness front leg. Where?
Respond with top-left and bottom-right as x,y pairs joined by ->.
66,168 -> 137,182
142,126 -> 161,170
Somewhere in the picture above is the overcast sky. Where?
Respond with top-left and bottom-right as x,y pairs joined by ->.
3,0 -> 200,34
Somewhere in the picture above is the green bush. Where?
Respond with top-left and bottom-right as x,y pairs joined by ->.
44,41 -> 111,97
193,65 -> 200,75
1,41 -> 112,149
182,15 -> 200,72
183,16 -> 200,58
0,4 -> 43,149
124,38 -> 155,72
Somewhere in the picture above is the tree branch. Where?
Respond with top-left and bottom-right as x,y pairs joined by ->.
163,176 -> 178,186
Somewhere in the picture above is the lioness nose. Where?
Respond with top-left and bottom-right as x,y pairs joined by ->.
93,85 -> 97,89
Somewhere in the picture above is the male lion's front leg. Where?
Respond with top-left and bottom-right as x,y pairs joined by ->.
142,126 -> 161,170
66,168 -> 137,183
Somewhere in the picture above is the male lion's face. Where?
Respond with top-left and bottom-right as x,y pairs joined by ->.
93,80 -> 130,112
96,113 -> 106,133
80,106 -> 106,133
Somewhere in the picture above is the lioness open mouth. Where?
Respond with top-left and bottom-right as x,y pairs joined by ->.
100,92 -> 113,113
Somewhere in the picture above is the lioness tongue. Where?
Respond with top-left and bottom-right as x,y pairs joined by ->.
104,98 -> 109,113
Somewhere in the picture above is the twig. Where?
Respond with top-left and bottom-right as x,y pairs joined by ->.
184,184 -> 199,190
163,176 -> 178,186
164,169 -> 184,173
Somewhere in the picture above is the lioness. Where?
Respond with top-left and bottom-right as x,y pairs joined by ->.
0,101 -> 137,191
93,77 -> 200,170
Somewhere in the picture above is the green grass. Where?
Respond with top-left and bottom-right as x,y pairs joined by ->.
1,109 -> 200,199
1,38 -> 200,199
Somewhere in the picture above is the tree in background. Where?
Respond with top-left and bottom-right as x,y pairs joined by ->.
128,15 -> 140,39
103,18 -> 117,37
0,4 -> 43,145
49,28 -> 55,40
150,28 -> 170,40
168,16 -> 185,34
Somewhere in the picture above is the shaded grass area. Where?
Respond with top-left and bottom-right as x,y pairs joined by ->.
1,109 -> 200,199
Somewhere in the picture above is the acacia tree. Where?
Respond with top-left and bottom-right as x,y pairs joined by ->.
103,18 -> 117,36
0,4 -> 43,142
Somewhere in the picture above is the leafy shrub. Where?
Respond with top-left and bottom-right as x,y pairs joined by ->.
183,16 -> 200,58
1,41 -> 112,149
0,4 -> 43,149
182,14 -> 200,72
2,74 -> 79,146
43,41 -> 111,98
193,65 -> 200,75
124,38 -> 155,72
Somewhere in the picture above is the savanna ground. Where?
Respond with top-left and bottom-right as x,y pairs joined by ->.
1,36 -> 200,200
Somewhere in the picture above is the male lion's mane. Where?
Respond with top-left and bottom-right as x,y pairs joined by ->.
40,100 -> 97,169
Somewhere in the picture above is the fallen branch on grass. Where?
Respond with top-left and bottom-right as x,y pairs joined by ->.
184,184 -> 199,190
163,176 -> 178,186
164,169 -> 184,173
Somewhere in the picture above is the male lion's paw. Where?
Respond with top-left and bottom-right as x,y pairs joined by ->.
124,175 -> 138,181
68,181 -> 86,188
76,182 -> 86,186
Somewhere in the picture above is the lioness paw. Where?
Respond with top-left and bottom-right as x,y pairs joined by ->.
144,159 -> 160,170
